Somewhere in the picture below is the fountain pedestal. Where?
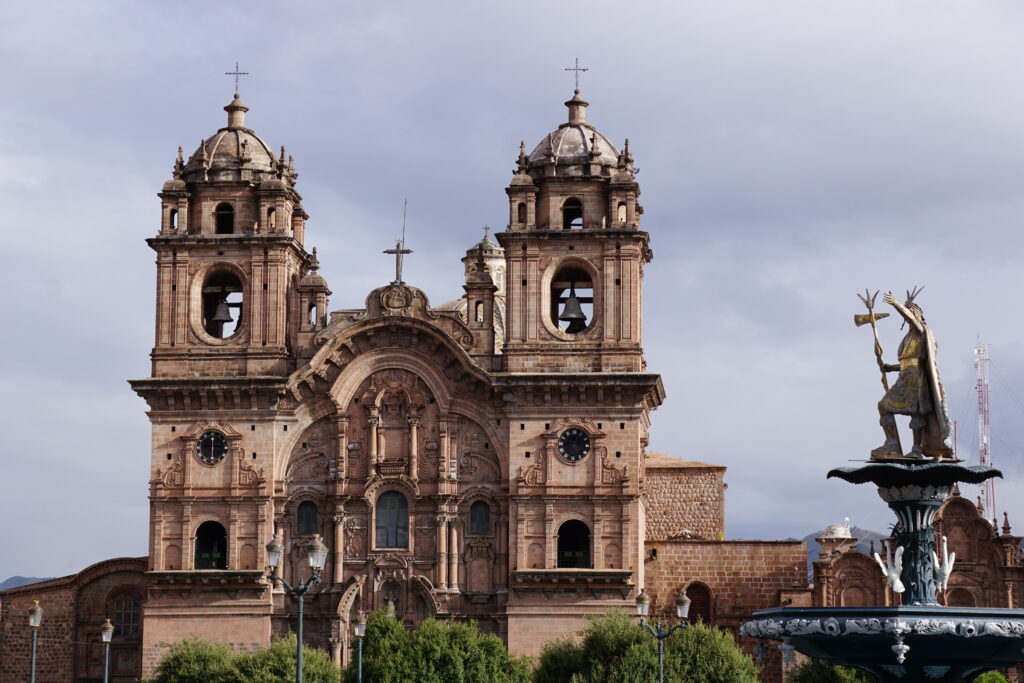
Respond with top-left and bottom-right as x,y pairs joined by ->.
742,461 -> 1018,682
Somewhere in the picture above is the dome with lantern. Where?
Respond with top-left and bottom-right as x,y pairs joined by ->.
180,93 -> 294,185
521,90 -> 625,179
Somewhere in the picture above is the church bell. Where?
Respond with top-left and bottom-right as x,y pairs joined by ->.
212,300 -> 234,324
559,285 -> 587,333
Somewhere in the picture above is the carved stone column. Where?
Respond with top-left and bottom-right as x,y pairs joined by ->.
544,503 -> 555,569
408,417 -> 419,480
336,413 -> 349,482
515,504 -> 526,570
152,507 -> 165,571
181,503 -> 193,570
272,519 -> 285,587
436,514 -> 448,590
368,414 -> 379,463
333,513 -> 345,585
228,504 -> 240,570
448,521 -> 460,593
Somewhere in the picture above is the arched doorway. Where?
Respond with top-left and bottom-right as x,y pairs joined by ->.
686,583 -> 712,623
557,520 -> 591,568
195,521 -> 227,569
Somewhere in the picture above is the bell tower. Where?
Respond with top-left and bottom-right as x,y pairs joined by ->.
150,93 -> 316,378
499,89 -> 649,373
132,93 -> 327,671
496,90 -> 663,653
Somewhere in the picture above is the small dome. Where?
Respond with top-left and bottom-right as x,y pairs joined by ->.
526,90 -> 619,174
182,94 -> 282,183
466,232 -> 503,257
821,523 -> 853,539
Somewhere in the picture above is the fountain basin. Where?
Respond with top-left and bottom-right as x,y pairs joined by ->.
742,605 -> 1024,681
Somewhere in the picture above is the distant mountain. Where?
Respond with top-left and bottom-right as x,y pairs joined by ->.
0,576 -> 53,592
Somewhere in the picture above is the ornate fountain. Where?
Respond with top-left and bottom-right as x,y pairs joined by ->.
741,290 -> 1023,682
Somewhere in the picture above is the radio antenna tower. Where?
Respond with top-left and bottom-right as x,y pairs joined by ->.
974,338 -> 995,515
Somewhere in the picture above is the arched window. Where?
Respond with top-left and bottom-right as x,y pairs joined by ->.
202,270 -> 244,338
517,202 -> 527,224
557,520 -> 591,568
474,301 -> 485,323
267,207 -> 276,231
195,521 -> 227,569
308,302 -> 317,326
215,203 -> 234,234
297,501 -> 318,534
375,492 -> 408,548
686,584 -> 712,623
169,209 -> 178,231
550,266 -> 593,334
616,202 -> 627,224
469,501 -> 490,534
112,593 -> 141,638
562,198 -> 583,230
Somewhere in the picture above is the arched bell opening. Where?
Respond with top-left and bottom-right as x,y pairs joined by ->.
169,208 -> 178,232
202,270 -> 244,338
616,201 -> 627,225
214,202 -> 234,234
194,521 -> 227,569
517,202 -> 527,224
550,266 -> 593,334
556,520 -> 591,568
562,197 -> 583,230
267,206 -> 277,231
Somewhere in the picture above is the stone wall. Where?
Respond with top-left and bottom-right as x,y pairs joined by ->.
644,539 -> 811,683
0,579 -> 76,682
643,458 -> 725,541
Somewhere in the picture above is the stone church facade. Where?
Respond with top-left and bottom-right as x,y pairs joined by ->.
1,89 -> 813,682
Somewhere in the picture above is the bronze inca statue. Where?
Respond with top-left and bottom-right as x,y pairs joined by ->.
867,288 -> 953,460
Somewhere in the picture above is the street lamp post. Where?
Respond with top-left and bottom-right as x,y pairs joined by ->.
28,600 -> 42,683
265,533 -> 329,683
101,618 -> 114,683
353,612 -> 367,683
636,588 -> 691,683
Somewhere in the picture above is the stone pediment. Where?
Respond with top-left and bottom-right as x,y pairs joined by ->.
318,283 -> 475,352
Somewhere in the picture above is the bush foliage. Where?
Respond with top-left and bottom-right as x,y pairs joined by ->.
534,612 -> 759,683
341,611 -> 532,683
148,635 -> 340,683
787,659 -> 873,683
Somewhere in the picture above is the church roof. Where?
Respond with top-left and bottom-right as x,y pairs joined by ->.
645,451 -> 725,469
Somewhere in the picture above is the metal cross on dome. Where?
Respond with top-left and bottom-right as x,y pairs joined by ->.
225,61 -> 249,93
565,57 -> 589,90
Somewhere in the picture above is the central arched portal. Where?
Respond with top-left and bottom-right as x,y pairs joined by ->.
557,520 -> 591,569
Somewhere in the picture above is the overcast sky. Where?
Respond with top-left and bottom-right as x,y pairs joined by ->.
3,1 -> 1024,580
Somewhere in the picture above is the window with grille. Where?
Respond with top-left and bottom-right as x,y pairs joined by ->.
113,594 -> 141,638
375,492 -> 408,548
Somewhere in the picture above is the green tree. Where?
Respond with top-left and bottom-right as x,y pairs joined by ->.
231,635 -> 340,683
343,611 -> 532,683
149,638 -> 237,683
534,612 -> 759,683
787,659 -> 872,683
972,672 -> 1009,683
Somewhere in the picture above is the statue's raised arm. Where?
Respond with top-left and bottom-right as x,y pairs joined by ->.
862,287 -> 953,461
